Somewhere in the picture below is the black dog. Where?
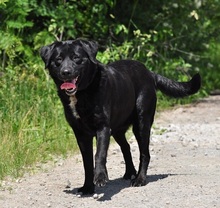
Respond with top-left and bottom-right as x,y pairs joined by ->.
40,39 -> 201,194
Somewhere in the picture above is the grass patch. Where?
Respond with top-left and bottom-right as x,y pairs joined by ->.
0,72 -> 78,179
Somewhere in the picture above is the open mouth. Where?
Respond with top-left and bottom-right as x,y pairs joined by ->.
60,76 -> 79,96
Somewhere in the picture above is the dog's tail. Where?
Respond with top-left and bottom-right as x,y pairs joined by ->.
152,72 -> 201,98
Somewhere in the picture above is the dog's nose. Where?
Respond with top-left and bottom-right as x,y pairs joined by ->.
61,68 -> 72,78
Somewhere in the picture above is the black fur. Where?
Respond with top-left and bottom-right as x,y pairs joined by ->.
40,39 -> 201,195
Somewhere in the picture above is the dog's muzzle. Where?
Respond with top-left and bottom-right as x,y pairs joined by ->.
60,76 -> 78,96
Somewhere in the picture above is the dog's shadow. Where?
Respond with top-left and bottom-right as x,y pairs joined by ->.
64,174 -> 174,201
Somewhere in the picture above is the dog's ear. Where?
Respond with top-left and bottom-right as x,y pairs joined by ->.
40,43 -> 56,68
78,40 -> 99,64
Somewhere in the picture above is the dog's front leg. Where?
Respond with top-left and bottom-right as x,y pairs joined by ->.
94,126 -> 111,187
75,134 -> 94,195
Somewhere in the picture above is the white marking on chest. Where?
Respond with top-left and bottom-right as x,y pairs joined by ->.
69,96 -> 80,119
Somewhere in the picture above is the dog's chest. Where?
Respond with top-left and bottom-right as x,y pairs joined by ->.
69,96 -> 80,118
69,95 -> 105,129
69,95 -> 95,120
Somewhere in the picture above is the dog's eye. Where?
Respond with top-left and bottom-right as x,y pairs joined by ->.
73,56 -> 80,60
55,57 -> 63,64
73,56 -> 82,64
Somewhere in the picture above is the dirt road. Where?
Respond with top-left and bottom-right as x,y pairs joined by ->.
1,96 -> 220,208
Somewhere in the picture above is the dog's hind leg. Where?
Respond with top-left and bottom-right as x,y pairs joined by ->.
113,131 -> 137,179
131,92 -> 156,186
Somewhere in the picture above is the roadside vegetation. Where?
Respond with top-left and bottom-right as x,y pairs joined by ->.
0,0 -> 219,180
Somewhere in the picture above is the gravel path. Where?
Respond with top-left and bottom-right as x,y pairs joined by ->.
1,96 -> 220,208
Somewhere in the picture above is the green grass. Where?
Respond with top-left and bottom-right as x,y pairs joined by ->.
0,71 -> 78,179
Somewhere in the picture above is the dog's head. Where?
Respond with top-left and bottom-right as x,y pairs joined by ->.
40,39 -> 99,96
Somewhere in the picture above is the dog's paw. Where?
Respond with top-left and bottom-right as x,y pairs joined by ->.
93,170 -> 109,187
131,175 -> 147,187
123,169 -> 137,180
78,185 -> 95,195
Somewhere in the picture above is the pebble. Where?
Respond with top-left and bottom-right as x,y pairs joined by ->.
192,142 -> 199,149
182,139 -> 189,147
57,162 -> 64,166
16,179 -> 22,183
65,180 -> 71,188
40,182 -> 46,186
92,193 -> 105,200
93,193 -> 99,199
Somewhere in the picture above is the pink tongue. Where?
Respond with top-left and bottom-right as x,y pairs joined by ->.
60,82 -> 76,90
